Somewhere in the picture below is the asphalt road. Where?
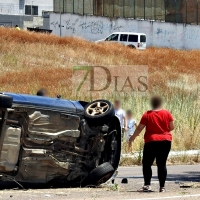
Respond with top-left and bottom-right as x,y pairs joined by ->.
0,165 -> 200,200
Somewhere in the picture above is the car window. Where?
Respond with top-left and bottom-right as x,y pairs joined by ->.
106,34 -> 119,41
120,34 -> 128,42
140,35 -> 146,42
128,35 -> 138,42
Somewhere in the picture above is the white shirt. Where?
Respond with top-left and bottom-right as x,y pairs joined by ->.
115,109 -> 125,128
126,119 -> 136,141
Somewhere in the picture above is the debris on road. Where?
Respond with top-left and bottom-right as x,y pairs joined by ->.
121,178 -> 128,184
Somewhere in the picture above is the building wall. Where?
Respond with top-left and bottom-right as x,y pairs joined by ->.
0,15 -> 32,28
53,0 -> 200,24
0,15 -> 49,29
0,0 -> 53,16
0,0 -> 52,29
53,0 -> 165,20
50,12 -> 200,50
165,0 -> 200,24
54,0 -> 93,15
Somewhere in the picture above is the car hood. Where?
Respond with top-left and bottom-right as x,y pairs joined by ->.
95,39 -> 105,43
2,92 -> 84,114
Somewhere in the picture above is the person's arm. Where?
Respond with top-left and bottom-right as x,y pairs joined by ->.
134,122 -> 138,128
168,111 -> 174,131
129,122 -> 138,135
129,123 -> 145,143
169,121 -> 174,131
123,112 -> 128,131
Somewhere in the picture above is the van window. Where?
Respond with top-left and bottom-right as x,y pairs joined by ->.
106,34 -> 119,41
128,35 -> 138,42
140,35 -> 146,42
120,34 -> 128,42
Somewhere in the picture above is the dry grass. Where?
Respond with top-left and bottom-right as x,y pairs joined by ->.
0,27 -> 200,152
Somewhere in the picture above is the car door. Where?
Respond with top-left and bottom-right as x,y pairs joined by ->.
119,34 -> 128,46
105,34 -> 119,43
139,35 -> 147,49
127,34 -> 138,48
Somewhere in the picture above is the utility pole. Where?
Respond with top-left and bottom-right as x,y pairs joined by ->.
60,11 -> 61,37
197,0 -> 198,25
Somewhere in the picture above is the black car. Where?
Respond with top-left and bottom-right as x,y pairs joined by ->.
0,93 -> 121,187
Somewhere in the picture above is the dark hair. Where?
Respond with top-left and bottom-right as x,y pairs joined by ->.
37,88 -> 48,96
114,99 -> 121,104
15,25 -> 19,27
126,109 -> 133,115
150,95 -> 163,109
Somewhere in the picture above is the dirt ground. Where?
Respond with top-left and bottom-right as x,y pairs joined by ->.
0,165 -> 200,200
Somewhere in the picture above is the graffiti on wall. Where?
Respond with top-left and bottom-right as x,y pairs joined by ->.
51,18 -> 105,34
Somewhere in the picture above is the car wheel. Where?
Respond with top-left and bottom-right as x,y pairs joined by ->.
88,162 -> 114,186
84,100 -> 115,126
127,44 -> 136,49
99,116 -> 121,171
0,94 -> 13,108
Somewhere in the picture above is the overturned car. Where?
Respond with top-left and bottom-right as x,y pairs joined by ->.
0,93 -> 121,187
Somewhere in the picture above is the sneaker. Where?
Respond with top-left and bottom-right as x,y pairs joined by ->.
137,185 -> 152,192
159,187 -> 166,192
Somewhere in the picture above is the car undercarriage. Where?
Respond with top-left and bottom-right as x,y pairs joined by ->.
0,93 -> 121,187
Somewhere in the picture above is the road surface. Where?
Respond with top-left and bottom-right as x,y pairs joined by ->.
0,165 -> 200,200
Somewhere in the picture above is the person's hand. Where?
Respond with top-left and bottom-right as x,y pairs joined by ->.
124,127 -> 128,131
128,135 -> 134,151
129,135 -> 135,143
128,142 -> 132,151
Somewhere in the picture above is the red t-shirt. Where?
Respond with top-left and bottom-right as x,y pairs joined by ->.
140,109 -> 174,143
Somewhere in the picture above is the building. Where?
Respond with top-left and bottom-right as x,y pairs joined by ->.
53,0 -> 200,25
0,0 -> 53,29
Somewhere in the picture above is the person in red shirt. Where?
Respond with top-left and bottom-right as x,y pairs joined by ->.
129,96 -> 174,193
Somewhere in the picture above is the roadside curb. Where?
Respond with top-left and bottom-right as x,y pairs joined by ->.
121,150 -> 200,159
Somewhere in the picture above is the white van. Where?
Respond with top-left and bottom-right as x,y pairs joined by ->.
96,32 -> 146,50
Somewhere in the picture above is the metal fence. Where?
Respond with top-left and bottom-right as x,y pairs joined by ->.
54,0 -> 200,24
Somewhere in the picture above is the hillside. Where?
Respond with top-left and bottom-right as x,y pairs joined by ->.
0,27 -> 200,151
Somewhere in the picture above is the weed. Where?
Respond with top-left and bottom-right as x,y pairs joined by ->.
0,27 -> 200,152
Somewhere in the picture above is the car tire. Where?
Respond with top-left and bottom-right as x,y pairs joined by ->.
84,100 -> 115,126
0,94 -> 13,108
127,44 -> 136,49
88,162 -> 114,186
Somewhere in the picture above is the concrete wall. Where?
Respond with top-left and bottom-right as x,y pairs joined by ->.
50,13 -> 200,49
0,15 -> 33,28
0,0 -> 53,16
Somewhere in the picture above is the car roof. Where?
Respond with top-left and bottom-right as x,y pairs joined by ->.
110,32 -> 146,35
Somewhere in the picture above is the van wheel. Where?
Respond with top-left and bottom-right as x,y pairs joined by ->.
127,45 -> 136,49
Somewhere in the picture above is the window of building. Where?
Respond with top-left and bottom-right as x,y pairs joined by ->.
25,5 -> 38,15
